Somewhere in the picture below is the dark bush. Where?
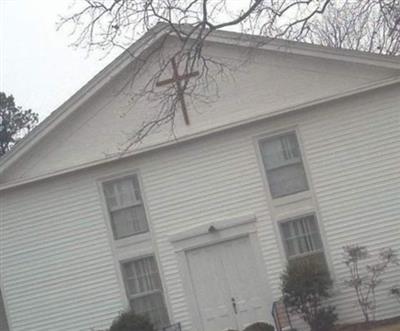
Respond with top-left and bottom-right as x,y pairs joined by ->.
243,322 -> 274,331
109,310 -> 155,331
281,256 -> 337,331
310,306 -> 338,331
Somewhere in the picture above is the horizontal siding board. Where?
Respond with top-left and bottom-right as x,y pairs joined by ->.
2,225 -> 107,251
2,199 -> 102,222
8,286 -> 119,315
6,273 -> 118,302
3,253 -> 114,284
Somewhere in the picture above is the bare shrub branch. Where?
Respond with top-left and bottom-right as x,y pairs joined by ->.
343,245 -> 398,323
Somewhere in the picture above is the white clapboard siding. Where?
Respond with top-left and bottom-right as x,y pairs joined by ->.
1,84 -> 399,331
300,89 -> 400,322
0,175 -> 125,331
140,131 -> 280,330
140,87 -> 399,329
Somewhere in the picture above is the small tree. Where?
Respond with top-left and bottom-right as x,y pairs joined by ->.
343,245 -> 398,323
0,92 -> 38,157
281,256 -> 337,331
109,310 -> 155,331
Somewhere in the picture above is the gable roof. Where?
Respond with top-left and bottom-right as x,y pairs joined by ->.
1,23 -> 399,185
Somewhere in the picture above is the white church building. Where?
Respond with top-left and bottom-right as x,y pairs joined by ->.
0,25 -> 399,331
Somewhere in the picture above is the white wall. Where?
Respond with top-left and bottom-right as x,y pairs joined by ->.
0,173 -> 125,331
1,83 -> 399,331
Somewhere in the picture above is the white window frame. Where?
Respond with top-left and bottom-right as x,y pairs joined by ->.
254,126 -> 334,278
97,170 -> 173,327
258,130 -> 310,200
120,255 -> 170,328
102,174 -> 149,240
278,213 -> 327,264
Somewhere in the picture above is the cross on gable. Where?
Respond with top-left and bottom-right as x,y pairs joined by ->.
156,56 -> 199,125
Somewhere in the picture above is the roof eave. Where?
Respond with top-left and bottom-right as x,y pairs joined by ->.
200,28 -> 400,70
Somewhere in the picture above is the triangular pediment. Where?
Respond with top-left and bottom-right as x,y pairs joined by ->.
1,28 -> 399,187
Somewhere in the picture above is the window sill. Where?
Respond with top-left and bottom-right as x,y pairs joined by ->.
114,231 -> 152,249
272,190 -> 312,207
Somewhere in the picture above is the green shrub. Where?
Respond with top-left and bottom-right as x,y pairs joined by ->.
243,322 -> 274,331
281,256 -> 337,331
109,310 -> 155,331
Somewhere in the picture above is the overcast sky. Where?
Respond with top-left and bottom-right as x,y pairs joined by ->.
1,1 -> 254,122
1,0 -> 123,120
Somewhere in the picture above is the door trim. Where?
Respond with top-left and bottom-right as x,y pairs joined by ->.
170,214 -> 257,252
170,215 -> 273,331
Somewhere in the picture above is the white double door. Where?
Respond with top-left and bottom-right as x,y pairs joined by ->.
187,236 -> 272,331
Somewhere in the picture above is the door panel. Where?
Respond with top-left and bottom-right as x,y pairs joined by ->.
186,236 -> 272,331
220,237 -> 270,329
187,245 -> 238,331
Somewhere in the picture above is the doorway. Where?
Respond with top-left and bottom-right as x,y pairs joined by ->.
186,236 -> 272,331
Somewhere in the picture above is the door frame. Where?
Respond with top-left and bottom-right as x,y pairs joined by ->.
170,214 -> 273,331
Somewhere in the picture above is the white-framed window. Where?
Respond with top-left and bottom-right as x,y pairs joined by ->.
122,256 -> 170,329
279,214 -> 326,265
259,131 -> 309,198
103,175 -> 149,240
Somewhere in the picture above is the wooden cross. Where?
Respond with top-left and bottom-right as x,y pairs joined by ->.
156,56 -> 199,125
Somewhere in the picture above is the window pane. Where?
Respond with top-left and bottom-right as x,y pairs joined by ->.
131,175 -> 143,202
260,132 -> 308,198
280,215 -> 324,259
104,176 -> 141,210
123,257 -> 169,329
267,163 -> 308,198
285,238 -> 297,257
111,205 -> 148,239
103,184 -> 118,210
281,222 -> 292,238
260,133 -> 301,169
124,257 -> 162,295
310,233 -> 323,251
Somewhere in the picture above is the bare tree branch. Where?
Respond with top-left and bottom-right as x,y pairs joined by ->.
58,0 -> 400,151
